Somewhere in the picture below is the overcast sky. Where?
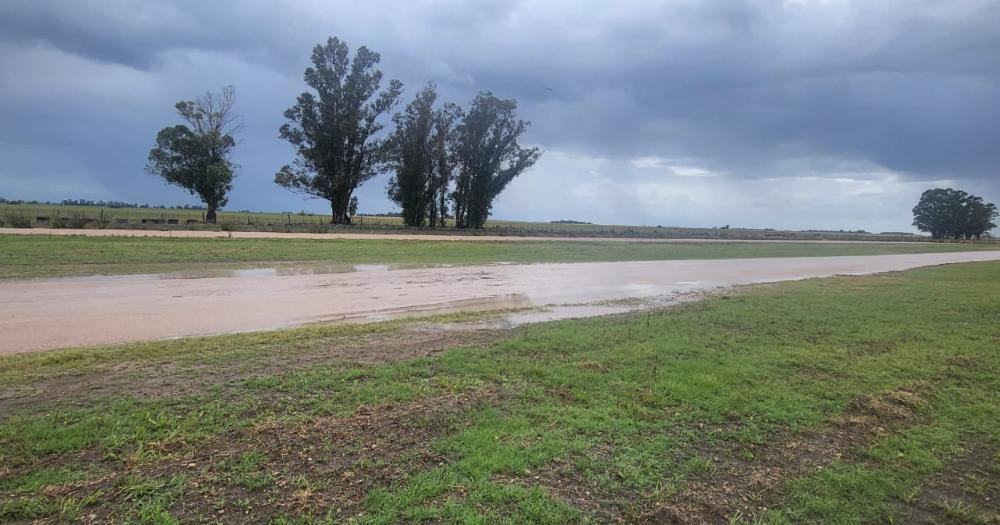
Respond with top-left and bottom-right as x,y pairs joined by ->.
1,0 -> 998,232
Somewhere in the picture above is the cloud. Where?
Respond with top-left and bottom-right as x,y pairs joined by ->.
1,0 -> 998,232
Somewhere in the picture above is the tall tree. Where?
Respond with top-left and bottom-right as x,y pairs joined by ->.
428,102 -> 461,227
451,92 -> 541,229
147,86 -> 241,223
275,37 -> 403,224
386,83 -> 460,227
387,84 -> 438,227
913,188 -> 997,239
963,194 -> 998,239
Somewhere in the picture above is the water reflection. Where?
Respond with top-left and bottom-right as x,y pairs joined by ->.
57,262 -> 459,282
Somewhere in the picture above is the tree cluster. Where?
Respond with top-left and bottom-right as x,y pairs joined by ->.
146,38 -> 540,227
276,38 -> 540,227
913,188 -> 997,240
386,85 -> 540,228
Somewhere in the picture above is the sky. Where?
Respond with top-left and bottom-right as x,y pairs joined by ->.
1,0 -> 998,233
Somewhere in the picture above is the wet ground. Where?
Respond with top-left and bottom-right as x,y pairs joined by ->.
2,251 -> 1000,354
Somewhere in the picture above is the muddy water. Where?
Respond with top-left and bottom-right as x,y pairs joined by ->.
2,251 -> 999,354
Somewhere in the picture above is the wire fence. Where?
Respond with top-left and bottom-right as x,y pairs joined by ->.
0,205 -> 415,227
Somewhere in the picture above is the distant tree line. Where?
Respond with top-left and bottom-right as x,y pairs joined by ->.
145,37 -> 540,226
0,197 -> 204,210
913,188 -> 997,239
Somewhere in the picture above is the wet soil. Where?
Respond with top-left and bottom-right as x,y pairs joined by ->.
0,326 -> 507,414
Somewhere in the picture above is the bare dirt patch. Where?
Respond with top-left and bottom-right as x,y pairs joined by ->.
899,446 -> 1000,524
643,386 -> 928,524
504,386 -> 928,524
11,390 -> 499,524
0,326 -> 508,414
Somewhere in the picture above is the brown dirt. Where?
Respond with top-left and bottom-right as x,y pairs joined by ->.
11,390 -> 499,524
899,446 -> 1000,524
500,386 -> 929,524
0,326 -> 508,415
641,385 -> 928,524
642,385 -> 928,524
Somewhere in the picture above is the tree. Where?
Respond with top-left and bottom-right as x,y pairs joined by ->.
451,92 -> 541,229
386,83 -> 461,227
913,188 -> 997,239
147,86 -> 240,223
387,84 -> 437,227
964,194 -> 998,239
275,37 -> 403,224
428,103 -> 461,227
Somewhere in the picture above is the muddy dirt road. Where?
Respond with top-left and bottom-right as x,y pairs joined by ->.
3,251 -> 999,354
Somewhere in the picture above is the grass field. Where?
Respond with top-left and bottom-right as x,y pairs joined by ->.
1,262 -> 997,523
0,203 -> 930,241
1,234 -> 998,279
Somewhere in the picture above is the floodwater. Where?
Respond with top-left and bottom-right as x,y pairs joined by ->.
2,251 -> 999,354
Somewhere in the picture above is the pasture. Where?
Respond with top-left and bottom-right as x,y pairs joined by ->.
0,203 -> 929,241
0,262 -> 997,523
1,233 -> 998,279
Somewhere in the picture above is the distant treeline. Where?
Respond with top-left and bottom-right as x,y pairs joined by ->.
0,197 -> 206,210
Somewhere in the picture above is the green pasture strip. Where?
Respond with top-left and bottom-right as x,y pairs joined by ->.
1,234 -> 996,279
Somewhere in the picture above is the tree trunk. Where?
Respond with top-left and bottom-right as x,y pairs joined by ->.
330,197 -> 351,225
206,203 -> 217,224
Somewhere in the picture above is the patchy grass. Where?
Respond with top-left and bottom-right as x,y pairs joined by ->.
0,262 -> 998,523
1,233 -> 997,279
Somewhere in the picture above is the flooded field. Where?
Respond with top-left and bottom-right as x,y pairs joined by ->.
2,251 -> 999,354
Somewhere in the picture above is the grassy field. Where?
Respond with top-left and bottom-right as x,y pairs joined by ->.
1,234 -> 998,279
1,262 -> 997,523
0,203 -> 930,241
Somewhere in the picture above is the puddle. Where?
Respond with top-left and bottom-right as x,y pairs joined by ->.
47,262 -> 458,282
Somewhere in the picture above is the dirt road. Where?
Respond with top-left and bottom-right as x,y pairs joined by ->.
3,251 -> 999,354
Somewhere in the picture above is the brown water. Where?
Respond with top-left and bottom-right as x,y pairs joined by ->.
2,251 -> 999,354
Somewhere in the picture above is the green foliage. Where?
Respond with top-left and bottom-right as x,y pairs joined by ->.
913,187 -> 997,239
147,87 -> 240,223
386,83 -> 458,228
0,214 -> 31,228
452,92 -> 542,228
218,452 -> 273,489
115,474 -> 186,524
276,36 -> 403,224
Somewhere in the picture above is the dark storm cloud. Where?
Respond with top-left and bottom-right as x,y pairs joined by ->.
1,0 -> 998,231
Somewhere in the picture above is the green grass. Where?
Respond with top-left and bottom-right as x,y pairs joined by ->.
1,234 -> 996,279
0,202 -> 926,239
1,262 -> 998,523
